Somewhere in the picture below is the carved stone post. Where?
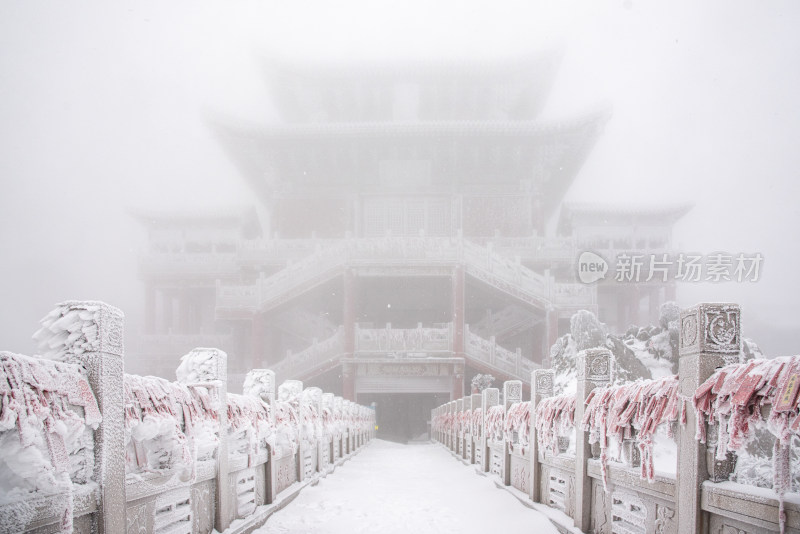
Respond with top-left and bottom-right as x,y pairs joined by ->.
449,401 -> 457,451
279,380 -> 304,482
175,348 -> 229,531
462,396 -> 472,461
480,388 -> 499,472
304,387 -> 323,474
46,301 -> 126,534
676,303 -> 740,534
456,398 -> 464,456
470,393 -> 481,464
333,396 -> 343,460
574,348 -> 612,532
503,380 -> 522,486
322,393 -> 334,466
530,368 -> 554,503
452,265 -> 465,358
244,369 -> 276,504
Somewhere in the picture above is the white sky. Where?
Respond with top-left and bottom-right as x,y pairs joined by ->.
1,1 -> 799,354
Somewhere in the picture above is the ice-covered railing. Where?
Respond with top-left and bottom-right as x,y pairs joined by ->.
299,387 -> 323,445
504,401 -> 530,454
485,405 -> 506,443
457,407 -> 471,438
3,301 -> 377,534
123,373 -> 219,480
226,393 -> 272,466
274,380 -> 302,456
694,355 -> 800,533
0,301 -> 126,534
471,407 -> 483,438
0,351 -> 102,533
535,394 -> 576,456
581,375 -> 680,488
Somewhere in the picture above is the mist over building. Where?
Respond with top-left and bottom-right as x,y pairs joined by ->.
130,53 -> 686,440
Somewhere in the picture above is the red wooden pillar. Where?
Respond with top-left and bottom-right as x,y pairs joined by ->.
342,269 -> 357,401
451,266 -> 465,400
451,362 -> 464,400
544,308 -> 559,365
452,266 -> 465,356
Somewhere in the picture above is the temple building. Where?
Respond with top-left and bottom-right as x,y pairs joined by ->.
132,54 -> 687,440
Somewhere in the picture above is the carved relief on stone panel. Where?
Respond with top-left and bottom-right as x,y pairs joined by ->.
592,482 -> 610,534
703,306 -> 740,356
578,349 -> 611,383
679,309 -> 700,355
191,480 -> 215,534
565,475 -> 576,518
506,381 -> 522,402
535,370 -> 554,398
98,302 -> 125,357
654,504 -> 675,534
126,501 -> 153,534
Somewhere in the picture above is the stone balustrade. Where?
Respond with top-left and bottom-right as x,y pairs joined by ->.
432,303 -> 800,534
0,301 -> 375,534
214,236 -> 558,315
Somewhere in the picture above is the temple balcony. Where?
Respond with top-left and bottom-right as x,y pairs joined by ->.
270,322 -> 539,385
214,236 -> 556,317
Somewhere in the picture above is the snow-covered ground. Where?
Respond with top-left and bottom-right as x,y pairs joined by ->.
253,440 -> 560,534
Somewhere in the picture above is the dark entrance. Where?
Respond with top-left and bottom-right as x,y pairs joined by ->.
357,392 -> 449,443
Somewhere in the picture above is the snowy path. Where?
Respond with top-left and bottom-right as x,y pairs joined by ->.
253,440 -> 560,534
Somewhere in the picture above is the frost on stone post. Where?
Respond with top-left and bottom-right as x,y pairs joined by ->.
0,351 -> 103,533
33,300 -> 124,362
243,369 -> 276,404
176,348 -> 227,385
25,301 -> 125,534
279,380 -> 304,404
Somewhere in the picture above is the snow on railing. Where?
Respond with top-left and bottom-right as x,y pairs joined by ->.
33,302 -> 116,361
471,407 -> 483,438
485,405 -> 506,443
694,355 -> 800,533
0,351 -> 102,533
457,408 -> 471,437
581,375 -> 680,488
504,401 -> 531,454
535,394 -> 576,456
226,393 -> 273,466
4,301 -> 377,534
123,374 -> 219,481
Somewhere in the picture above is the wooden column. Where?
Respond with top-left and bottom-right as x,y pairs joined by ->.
544,308 -> 559,366
452,265 -> 465,357
342,269 -> 357,401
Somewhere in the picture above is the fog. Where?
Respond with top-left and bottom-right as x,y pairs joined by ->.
2,0 -> 800,357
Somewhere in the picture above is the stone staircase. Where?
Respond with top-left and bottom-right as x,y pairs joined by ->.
216,237 -> 556,317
